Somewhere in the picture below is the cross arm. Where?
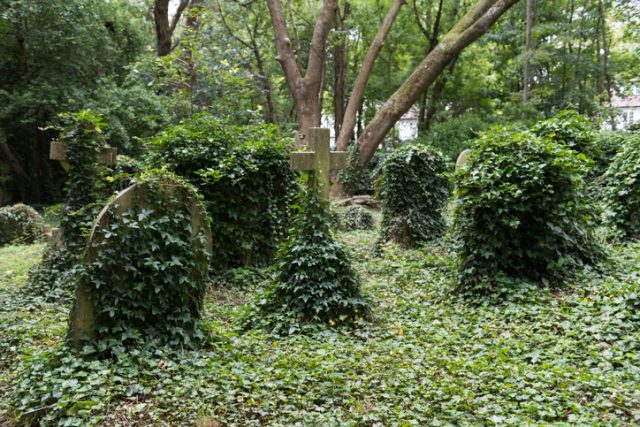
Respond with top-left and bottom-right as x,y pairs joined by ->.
330,151 -> 348,171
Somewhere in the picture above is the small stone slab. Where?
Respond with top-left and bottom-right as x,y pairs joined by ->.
68,177 -> 212,349
456,148 -> 472,170
50,140 -> 117,171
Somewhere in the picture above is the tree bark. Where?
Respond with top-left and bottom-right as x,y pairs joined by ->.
523,0 -> 535,107
333,2 -> 350,139
335,0 -> 406,151
154,0 -> 189,56
598,0 -> 612,103
357,0 -> 521,167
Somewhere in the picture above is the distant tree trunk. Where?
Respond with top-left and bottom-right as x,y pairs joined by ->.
335,0 -> 406,151
154,0 -> 189,56
598,0 -> 612,102
560,0 -> 574,101
423,56 -> 458,130
523,0 -> 535,108
0,142 -> 31,191
571,7 -> 587,107
333,2 -> 350,139
357,0 -> 521,167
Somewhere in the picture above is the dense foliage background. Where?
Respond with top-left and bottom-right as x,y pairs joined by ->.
0,0 -> 638,204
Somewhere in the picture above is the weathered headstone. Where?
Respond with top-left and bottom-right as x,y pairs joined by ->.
290,128 -> 348,201
455,148 -> 472,170
50,140 -> 117,172
69,177 -> 212,349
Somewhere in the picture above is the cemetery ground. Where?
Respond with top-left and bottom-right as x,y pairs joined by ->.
1,215 -> 639,426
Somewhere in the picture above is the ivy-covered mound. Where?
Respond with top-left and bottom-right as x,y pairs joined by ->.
74,175 -> 211,350
602,131 -> 640,238
378,144 -> 449,247
0,203 -> 44,246
453,127 -> 601,292
147,115 -> 296,269
340,205 -> 375,231
248,181 -> 369,333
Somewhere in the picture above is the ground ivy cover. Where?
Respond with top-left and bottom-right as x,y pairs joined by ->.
1,224 -> 639,426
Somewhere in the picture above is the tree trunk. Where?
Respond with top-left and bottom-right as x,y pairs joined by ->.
560,0 -> 574,101
154,0 -> 189,56
599,0 -> 612,103
523,0 -> 535,107
357,0 -> 521,167
333,2 -> 350,139
335,0 -> 406,151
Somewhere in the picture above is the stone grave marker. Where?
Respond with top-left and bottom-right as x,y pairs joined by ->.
290,127 -> 348,201
69,177 -> 212,349
456,148 -> 472,170
50,140 -> 117,172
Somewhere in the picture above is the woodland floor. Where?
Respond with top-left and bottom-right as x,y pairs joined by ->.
1,223 -> 639,426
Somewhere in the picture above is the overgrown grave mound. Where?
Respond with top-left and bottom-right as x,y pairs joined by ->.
69,175 -> 212,350
339,205 -> 375,231
0,203 -> 45,246
378,144 -> 450,247
453,127 -> 602,293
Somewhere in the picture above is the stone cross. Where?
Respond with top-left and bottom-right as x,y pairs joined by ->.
290,128 -> 348,201
50,140 -> 117,172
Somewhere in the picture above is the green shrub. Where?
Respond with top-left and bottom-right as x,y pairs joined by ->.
379,144 -> 450,247
246,180 -> 369,334
414,114 -> 490,162
147,115 -> 297,269
340,205 -> 375,231
532,110 -> 596,158
79,175 -> 211,350
602,132 -> 640,238
591,131 -> 627,177
453,127 -> 601,292
0,203 -> 44,246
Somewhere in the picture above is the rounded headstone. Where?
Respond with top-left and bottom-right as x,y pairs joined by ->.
69,177 -> 212,349
455,148 -> 472,170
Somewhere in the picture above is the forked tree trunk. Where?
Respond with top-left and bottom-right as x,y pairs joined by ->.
154,0 -> 189,56
267,0 -> 338,145
356,0 -> 521,167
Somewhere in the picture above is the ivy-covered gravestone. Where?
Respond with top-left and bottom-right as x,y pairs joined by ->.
248,128 -> 369,333
69,176 -> 212,350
